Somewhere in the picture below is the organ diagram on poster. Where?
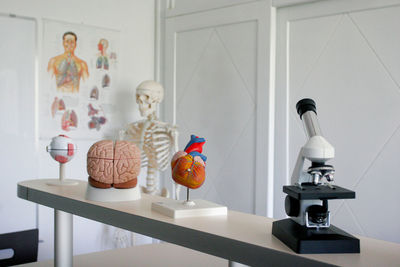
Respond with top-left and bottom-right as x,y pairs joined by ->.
40,19 -> 120,139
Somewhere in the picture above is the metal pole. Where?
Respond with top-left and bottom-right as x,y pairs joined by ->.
54,209 -> 73,267
229,261 -> 249,267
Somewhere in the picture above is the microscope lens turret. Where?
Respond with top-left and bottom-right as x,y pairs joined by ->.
296,98 -> 322,139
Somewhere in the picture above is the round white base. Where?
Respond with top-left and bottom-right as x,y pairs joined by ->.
85,184 -> 141,202
46,179 -> 79,186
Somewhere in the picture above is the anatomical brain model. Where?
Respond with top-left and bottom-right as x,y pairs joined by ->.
120,80 -> 178,196
171,135 -> 207,192
87,140 -> 141,189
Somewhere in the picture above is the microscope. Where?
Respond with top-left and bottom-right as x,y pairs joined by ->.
272,99 -> 360,254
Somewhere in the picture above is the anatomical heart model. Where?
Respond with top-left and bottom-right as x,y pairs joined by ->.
152,134 -> 225,218
171,135 -> 207,203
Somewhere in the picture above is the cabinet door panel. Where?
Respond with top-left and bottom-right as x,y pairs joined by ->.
275,0 -> 400,243
164,1 -> 272,215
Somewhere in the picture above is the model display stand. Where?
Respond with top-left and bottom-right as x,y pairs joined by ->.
46,135 -> 78,186
85,183 -> 141,202
152,198 -> 227,218
46,163 -> 78,186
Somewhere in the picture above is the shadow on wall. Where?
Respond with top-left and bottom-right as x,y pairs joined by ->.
115,88 -> 141,124
102,88 -> 141,139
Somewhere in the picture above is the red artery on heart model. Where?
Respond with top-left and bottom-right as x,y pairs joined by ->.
171,135 -> 207,189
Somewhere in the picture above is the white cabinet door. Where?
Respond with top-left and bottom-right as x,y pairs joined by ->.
163,1 -> 273,215
275,0 -> 400,243
164,0 -> 257,17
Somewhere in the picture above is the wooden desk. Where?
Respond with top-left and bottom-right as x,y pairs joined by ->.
18,179 -> 400,267
18,243 -> 227,267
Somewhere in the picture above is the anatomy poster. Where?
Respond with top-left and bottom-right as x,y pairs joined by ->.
40,19 -> 120,139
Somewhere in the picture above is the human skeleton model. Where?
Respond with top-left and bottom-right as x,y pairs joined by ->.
120,80 -> 179,197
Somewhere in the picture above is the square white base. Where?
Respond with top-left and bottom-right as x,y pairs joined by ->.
151,199 -> 227,218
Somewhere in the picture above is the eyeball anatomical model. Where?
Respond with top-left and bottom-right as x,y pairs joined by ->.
171,135 -> 207,189
87,140 -> 141,189
46,135 -> 77,163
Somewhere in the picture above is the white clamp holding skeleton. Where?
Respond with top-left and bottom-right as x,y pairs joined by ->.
119,80 -> 180,199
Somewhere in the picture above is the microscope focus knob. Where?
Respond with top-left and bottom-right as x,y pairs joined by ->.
285,196 -> 300,217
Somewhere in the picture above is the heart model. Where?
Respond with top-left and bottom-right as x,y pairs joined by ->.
171,135 -> 207,189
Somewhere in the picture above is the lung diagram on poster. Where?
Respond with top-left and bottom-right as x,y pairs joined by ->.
41,19 -> 120,139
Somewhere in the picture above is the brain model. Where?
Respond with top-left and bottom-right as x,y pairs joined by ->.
87,140 -> 141,189
171,135 -> 207,189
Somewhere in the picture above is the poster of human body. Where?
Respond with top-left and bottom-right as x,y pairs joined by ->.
40,19 -> 120,139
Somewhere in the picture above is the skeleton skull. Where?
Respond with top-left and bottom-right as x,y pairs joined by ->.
136,80 -> 164,118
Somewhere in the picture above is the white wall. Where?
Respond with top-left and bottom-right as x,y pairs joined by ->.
275,0 -> 400,243
0,16 -> 37,237
0,0 -> 155,260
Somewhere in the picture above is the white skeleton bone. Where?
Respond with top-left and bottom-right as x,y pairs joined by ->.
120,80 -> 180,199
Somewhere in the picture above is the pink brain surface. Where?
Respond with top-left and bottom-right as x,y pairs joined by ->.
113,141 -> 141,184
87,140 -> 141,188
87,140 -> 114,185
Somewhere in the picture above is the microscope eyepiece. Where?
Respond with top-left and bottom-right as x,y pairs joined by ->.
296,98 -> 317,119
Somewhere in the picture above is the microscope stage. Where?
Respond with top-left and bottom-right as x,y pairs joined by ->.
283,184 -> 355,200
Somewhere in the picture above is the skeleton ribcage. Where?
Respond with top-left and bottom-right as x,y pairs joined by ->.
123,121 -> 173,171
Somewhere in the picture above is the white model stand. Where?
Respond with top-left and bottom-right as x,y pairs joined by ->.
46,163 -> 79,186
85,184 -> 141,202
152,199 -> 227,219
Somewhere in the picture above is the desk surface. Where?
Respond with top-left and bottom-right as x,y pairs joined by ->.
18,179 -> 400,267
18,243 -> 227,267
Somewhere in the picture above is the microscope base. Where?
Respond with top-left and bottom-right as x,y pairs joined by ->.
272,218 -> 360,254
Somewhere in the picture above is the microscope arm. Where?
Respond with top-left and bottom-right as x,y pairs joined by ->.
291,152 -> 304,185
291,148 -> 315,185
